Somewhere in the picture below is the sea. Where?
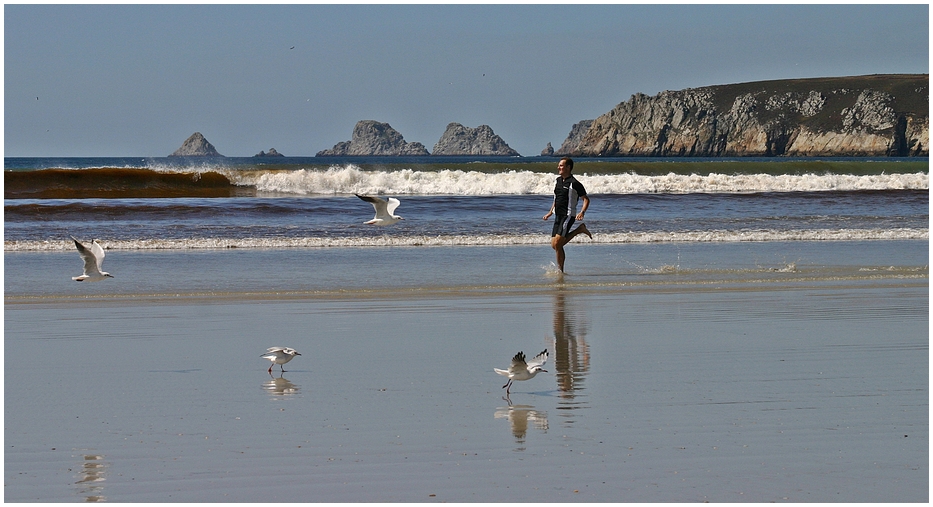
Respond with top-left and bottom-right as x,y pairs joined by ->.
5,155 -> 928,245
4,155 -> 929,501
4,155 -> 928,296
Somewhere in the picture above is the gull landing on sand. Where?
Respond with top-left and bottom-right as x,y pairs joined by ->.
355,194 -> 404,225
494,349 -> 548,394
71,236 -> 113,282
261,347 -> 301,373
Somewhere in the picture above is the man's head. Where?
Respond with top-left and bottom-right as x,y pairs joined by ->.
558,157 -> 574,178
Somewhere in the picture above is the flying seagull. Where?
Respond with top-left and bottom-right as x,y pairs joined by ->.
494,349 -> 548,394
261,347 -> 301,373
71,236 -> 113,282
355,194 -> 404,225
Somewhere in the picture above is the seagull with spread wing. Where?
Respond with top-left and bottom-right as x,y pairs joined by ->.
494,349 -> 548,394
355,194 -> 404,225
71,236 -> 113,282
261,347 -> 301,374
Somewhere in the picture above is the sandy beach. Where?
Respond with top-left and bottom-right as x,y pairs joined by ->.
4,241 -> 928,502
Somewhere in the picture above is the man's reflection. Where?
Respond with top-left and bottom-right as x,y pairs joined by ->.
552,289 -> 589,410
74,452 -> 107,502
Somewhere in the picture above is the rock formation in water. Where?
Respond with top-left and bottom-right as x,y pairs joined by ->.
169,132 -> 224,157
254,148 -> 284,157
316,120 -> 429,156
431,123 -> 520,156
555,120 -> 594,156
540,142 -> 555,156
565,74 -> 928,157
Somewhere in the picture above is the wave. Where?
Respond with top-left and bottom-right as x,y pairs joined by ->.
6,228 -> 927,251
237,166 -> 930,195
5,164 -> 928,199
3,167 -> 242,199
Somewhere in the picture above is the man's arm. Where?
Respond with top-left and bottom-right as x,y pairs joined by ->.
575,195 -> 590,221
543,197 -> 555,220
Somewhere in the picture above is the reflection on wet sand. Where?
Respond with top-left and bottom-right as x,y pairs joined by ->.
494,404 -> 548,451
552,289 -> 589,416
73,452 -> 107,502
261,375 -> 300,398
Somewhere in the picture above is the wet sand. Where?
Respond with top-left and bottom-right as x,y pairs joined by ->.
5,241 -> 929,502
5,284 -> 928,501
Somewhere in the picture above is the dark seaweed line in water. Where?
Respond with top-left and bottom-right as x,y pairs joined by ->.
4,168 -> 246,199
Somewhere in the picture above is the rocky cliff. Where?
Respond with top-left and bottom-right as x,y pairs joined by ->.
317,120 -> 429,156
169,132 -> 224,157
555,120 -> 594,156
432,123 -> 520,156
567,74 -> 928,157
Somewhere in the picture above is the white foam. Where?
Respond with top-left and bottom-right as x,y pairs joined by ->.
223,166 -> 929,195
7,228 -> 927,252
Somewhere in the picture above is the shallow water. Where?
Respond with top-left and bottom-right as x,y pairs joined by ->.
4,240 -> 928,299
4,241 -> 928,502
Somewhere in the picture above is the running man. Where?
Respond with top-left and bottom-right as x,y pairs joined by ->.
543,157 -> 592,272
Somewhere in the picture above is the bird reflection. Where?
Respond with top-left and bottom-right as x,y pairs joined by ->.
261,375 -> 300,398
74,452 -> 107,502
494,404 -> 548,451
552,289 -> 590,414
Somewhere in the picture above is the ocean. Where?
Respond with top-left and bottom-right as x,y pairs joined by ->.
4,156 -> 929,501
4,156 -> 928,250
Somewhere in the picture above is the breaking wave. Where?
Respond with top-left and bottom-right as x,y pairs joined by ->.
237,166 -> 929,195
6,228 -> 927,251
5,164 -> 928,198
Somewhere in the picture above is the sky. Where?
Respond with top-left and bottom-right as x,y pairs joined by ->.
4,4 -> 929,158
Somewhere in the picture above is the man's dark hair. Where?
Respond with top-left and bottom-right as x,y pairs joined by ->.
560,157 -> 574,171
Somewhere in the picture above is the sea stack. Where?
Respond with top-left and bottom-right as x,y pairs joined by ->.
169,132 -> 224,157
431,123 -> 520,156
317,120 -> 430,156
254,148 -> 285,157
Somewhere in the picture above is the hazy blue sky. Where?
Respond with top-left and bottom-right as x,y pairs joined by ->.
5,4 -> 929,157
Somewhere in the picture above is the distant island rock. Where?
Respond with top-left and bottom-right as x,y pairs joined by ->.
254,148 -> 284,157
540,142 -> 555,156
168,132 -> 224,157
432,123 -> 520,156
316,120 -> 429,156
565,74 -> 928,157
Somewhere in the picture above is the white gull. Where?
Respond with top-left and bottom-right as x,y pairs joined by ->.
494,349 -> 548,394
71,236 -> 113,282
355,194 -> 404,225
261,347 -> 301,373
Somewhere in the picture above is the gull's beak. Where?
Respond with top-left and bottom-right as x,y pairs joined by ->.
540,369 -> 548,373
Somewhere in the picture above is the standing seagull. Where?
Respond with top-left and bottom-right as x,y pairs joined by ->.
355,194 -> 404,225
261,347 -> 301,373
495,349 -> 548,394
71,236 -> 113,281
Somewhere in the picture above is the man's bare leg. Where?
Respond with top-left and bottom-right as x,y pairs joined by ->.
551,235 -> 567,272
567,222 -> 592,241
